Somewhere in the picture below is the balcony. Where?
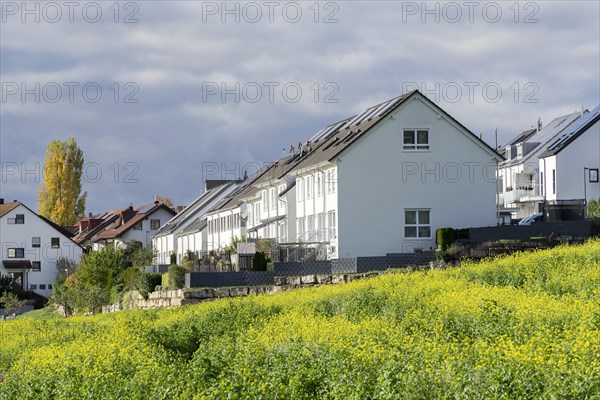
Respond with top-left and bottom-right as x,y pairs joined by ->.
503,185 -> 544,204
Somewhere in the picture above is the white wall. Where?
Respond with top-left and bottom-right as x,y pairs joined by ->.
552,119 -> 600,202
0,204 -> 83,297
337,95 -> 498,257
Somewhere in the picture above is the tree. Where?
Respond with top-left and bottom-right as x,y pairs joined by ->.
38,137 -> 87,226
0,292 -> 25,315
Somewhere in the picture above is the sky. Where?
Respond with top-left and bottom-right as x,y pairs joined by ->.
1,0 -> 599,214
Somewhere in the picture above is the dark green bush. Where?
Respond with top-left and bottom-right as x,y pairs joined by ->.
146,273 -> 162,291
168,265 -> 186,289
436,227 -> 455,251
252,252 -> 267,271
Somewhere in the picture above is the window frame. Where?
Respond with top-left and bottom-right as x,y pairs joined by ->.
51,237 -> 60,248
32,236 -> 41,248
32,261 -> 41,271
7,248 -> 25,258
404,209 -> 431,239
15,214 -> 25,224
403,129 -> 430,151
150,219 -> 161,230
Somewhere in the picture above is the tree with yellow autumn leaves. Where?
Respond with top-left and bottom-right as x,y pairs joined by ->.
38,137 -> 87,226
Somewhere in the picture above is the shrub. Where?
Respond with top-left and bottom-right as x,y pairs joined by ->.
170,252 -> 177,265
146,273 -> 162,292
161,273 -> 170,288
252,252 -> 267,271
168,265 -> 186,289
436,227 -> 455,251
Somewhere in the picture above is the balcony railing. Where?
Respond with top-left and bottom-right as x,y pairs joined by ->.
503,185 -> 543,204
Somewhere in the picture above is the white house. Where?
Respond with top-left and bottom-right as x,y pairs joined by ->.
203,90 -> 502,259
284,91 -> 502,257
89,203 -> 176,251
538,105 -> 600,219
0,199 -> 83,297
152,181 -> 241,264
497,111 -> 584,219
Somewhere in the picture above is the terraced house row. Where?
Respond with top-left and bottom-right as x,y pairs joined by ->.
153,90 -> 503,263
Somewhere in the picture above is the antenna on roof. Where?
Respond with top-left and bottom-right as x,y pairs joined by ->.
243,170 -> 248,180
537,118 -> 542,132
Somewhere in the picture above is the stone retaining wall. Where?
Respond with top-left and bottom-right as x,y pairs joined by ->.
103,271 -> 384,313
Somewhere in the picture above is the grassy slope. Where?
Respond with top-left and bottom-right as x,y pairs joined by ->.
1,241 -> 599,399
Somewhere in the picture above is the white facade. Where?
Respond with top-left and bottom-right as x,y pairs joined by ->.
293,166 -> 339,256
332,95 -> 499,257
152,182 -> 240,264
206,205 -> 244,252
0,202 -> 83,297
497,112 -> 583,218
539,116 -> 600,203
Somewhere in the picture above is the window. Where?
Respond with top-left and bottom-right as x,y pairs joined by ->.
30,284 -> 37,290
32,261 -> 41,271
404,210 -> 431,238
327,170 -> 336,194
306,176 -> 313,199
50,237 -> 60,248
32,237 -> 41,248
279,222 -> 287,243
48,284 -> 53,290
270,188 -> 277,210
133,222 -> 142,230
7,248 -> 25,258
318,213 -> 325,241
297,178 -> 304,201
316,173 -> 323,197
39,284 -> 46,290
307,215 -> 315,239
254,203 -> 260,224
552,169 -> 556,195
327,211 -> 337,239
590,169 -> 599,183
150,219 -> 161,230
15,214 -> 24,224
278,185 -> 286,208
262,190 -> 268,212
403,129 -> 429,150
297,217 -> 305,240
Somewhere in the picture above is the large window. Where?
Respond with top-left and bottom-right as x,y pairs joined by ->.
327,170 -> 336,194
404,209 -> 431,238
307,215 -> 315,239
316,173 -> 323,197
306,176 -> 313,199
262,190 -> 268,212
7,248 -> 25,258
297,217 -> 305,241
297,178 -> 304,201
403,129 -> 429,151
327,211 -> 336,239
270,188 -> 277,210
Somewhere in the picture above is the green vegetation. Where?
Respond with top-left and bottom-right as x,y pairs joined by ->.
2,241 -> 600,399
51,241 -> 155,315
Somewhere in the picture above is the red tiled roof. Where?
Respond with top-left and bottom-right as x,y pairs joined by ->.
0,201 -> 21,218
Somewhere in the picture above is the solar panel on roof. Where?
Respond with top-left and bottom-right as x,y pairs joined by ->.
547,106 -> 600,151
138,205 -> 153,214
309,127 -> 327,142
376,98 -> 399,117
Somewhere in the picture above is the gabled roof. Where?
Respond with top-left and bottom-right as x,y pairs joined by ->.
0,201 -> 22,218
500,111 -> 582,167
287,90 -> 502,174
153,181 -> 239,237
92,204 -> 176,241
0,201 -> 83,249
540,105 -> 600,157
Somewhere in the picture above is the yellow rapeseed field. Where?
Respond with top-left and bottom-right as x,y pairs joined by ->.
1,241 -> 599,399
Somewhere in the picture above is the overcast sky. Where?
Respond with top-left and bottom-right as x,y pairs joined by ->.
1,0 -> 599,214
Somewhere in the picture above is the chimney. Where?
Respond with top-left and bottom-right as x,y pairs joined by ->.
0,198 -> 3,205
88,212 -> 93,218
154,195 -> 159,205
129,202 -> 133,211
